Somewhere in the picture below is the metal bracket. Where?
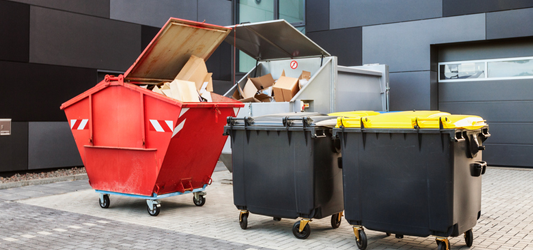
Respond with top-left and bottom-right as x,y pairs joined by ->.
353,225 -> 363,241
194,192 -> 206,200
239,210 -> 249,222
299,218 -> 311,233
146,199 -> 161,209
435,237 -> 450,250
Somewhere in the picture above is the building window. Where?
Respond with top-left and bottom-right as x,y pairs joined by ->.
237,0 -> 305,72
439,57 -> 533,82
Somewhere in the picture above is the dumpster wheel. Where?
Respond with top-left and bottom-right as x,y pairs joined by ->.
99,194 -> 110,208
292,220 -> 311,239
436,237 -> 450,250
193,192 -> 206,206
239,210 -> 249,229
353,226 -> 367,250
146,200 -> 161,216
464,229 -> 473,247
331,212 -> 343,229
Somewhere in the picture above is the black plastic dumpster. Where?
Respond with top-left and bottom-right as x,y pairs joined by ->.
332,111 -> 490,250
224,113 -> 343,239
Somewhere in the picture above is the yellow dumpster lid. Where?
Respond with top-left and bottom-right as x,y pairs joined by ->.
124,18 -> 231,84
339,111 -> 487,130
330,111 -> 380,128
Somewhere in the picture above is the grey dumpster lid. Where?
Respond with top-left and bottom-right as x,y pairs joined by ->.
124,18 -> 231,84
225,20 -> 330,61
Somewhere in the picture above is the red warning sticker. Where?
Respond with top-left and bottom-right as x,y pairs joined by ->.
290,60 -> 298,69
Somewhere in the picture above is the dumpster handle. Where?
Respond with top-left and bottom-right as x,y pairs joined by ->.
140,92 -> 146,147
89,94 -> 93,145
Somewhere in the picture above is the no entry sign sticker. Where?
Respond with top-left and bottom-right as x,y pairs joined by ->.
290,60 -> 298,69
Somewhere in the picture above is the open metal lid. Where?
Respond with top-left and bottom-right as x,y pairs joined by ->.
225,20 -> 330,60
124,18 -> 231,84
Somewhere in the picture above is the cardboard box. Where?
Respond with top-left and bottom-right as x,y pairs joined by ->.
249,73 -> 275,90
175,55 -> 208,90
299,70 -> 311,89
203,73 -> 213,92
273,76 -> 299,102
242,79 -> 259,99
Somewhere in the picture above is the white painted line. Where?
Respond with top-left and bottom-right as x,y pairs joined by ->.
150,120 -> 164,132
21,235 -> 35,239
68,226 -> 82,229
172,119 -> 186,138
3,238 -> 17,242
97,220 -> 110,224
70,119 -> 76,129
165,120 -> 173,132
53,228 -> 67,232
38,231 -> 52,235
179,108 -> 189,118
83,223 -> 96,226
78,119 -> 89,130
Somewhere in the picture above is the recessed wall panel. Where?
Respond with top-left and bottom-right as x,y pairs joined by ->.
388,71 -> 432,110
110,0 -> 197,27
439,101 -> 533,123
363,14 -> 485,73
0,0 -> 29,62
443,0 -> 533,17
28,122 -> 82,170
483,144 -> 533,167
30,6 -> 141,71
306,0 -> 329,32
331,0 -> 442,29
10,0 -> 110,18
307,27 -> 362,66
0,122 -> 28,172
439,79 -> 533,103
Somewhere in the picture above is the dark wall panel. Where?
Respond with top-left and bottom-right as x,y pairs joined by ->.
487,8 -> 533,40
206,42 -> 232,81
198,0 -> 232,26
389,71 -> 432,111
28,122 -> 82,170
30,6 -> 141,71
10,0 -> 109,18
307,27 -> 362,66
485,123 -> 533,145
330,0 -> 441,29
443,0 -> 533,17
110,0 -> 197,27
0,0 -> 29,62
439,79 -> 533,103
438,37 -> 533,62
0,122 -> 28,172
306,0 -> 329,32
141,25 -> 160,52
0,61 -> 96,122
483,144 -> 533,167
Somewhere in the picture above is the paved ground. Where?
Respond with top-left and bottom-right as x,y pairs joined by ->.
0,167 -> 532,249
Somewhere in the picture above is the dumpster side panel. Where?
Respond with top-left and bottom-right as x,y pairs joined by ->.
156,107 -> 234,194
63,97 -> 90,165
92,86 -> 143,148
84,147 -> 158,196
292,131 -> 315,218
311,134 -> 343,219
342,131 -> 363,224
231,129 -> 247,209
451,132 -> 483,236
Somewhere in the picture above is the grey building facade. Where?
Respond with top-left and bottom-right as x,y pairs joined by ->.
1,0 -> 532,171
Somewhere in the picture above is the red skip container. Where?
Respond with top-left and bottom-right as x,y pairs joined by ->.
60,18 -> 243,216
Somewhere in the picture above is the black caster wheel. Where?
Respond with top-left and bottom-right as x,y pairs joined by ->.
464,229 -> 473,247
193,195 -> 206,206
386,232 -> 391,236
395,234 -> 404,239
147,204 -> 160,216
99,194 -> 110,208
292,221 -> 311,239
355,229 -> 367,250
437,241 -> 447,250
239,213 -> 248,229
331,213 -> 342,229
273,217 -> 281,221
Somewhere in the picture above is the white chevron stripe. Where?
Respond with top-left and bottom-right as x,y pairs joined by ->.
150,119 -> 164,132
179,108 -> 189,118
70,119 -> 76,129
233,108 -> 240,116
172,119 -> 187,138
78,119 -> 89,130
165,120 -> 173,132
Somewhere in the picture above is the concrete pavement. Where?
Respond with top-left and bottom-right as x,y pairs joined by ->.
0,167 -> 531,249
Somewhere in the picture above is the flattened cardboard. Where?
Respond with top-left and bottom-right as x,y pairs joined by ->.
153,86 -> 164,95
255,93 -> 271,102
249,73 -> 275,90
204,73 -> 213,92
273,76 -> 299,102
232,83 -> 245,100
201,91 -> 213,102
239,97 -> 260,103
170,79 -> 200,102
175,55 -> 208,90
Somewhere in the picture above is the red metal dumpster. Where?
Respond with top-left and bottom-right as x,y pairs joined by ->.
60,18 -> 243,216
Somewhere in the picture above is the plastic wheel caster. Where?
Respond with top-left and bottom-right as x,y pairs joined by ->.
193,195 -> 206,206
386,232 -> 391,236
99,194 -> 110,208
239,213 -> 248,229
292,221 -> 311,239
437,241 -> 447,250
331,213 -> 342,229
395,234 -> 404,239
273,217 -> 281,221
146,204 -> 160,216
355,229 -> 367,250
464,229 -> 473,247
